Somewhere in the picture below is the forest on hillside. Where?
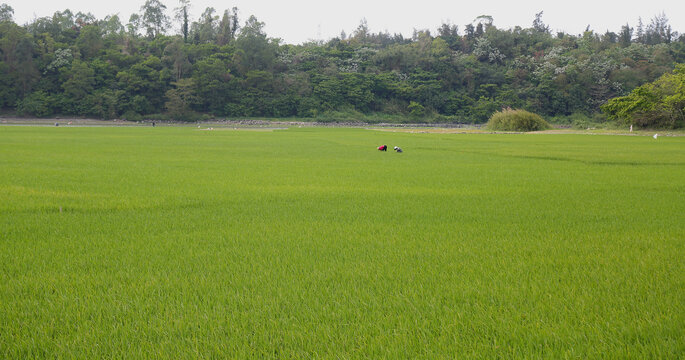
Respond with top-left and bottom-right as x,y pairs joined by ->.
0,1 -> 683,125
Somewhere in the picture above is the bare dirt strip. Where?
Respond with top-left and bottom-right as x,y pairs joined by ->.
2,117 -> 683,136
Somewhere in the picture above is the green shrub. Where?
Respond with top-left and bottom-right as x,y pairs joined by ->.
487,109 -> 551,131
408,101 -> 426,118
16,91 -> 53,118
121,110 -> 142,122
601,64 -> 685,129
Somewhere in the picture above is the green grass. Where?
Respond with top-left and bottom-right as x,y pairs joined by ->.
1,126 -> 683,358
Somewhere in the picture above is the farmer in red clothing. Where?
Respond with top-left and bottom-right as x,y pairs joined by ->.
377,145 -> 387,151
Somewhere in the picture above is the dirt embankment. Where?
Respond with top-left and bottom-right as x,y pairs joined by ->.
0,117 -> 483,128
3,117 -> 682,136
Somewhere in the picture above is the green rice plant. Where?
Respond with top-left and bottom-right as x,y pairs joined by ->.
487,108 -> 551,131
0,126 -> 683,358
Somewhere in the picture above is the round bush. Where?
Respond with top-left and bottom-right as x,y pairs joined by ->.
487,109 -> 551,131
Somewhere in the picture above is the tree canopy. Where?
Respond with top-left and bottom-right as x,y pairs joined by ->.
1,2 -> 683,125
602,64 -> 685,128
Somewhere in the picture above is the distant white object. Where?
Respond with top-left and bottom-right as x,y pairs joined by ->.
653,134 -> 658,139
393,146 -> 403,153
630,125 -> 633,132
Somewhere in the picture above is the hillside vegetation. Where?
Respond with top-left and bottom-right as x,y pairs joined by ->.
0,4 -> 683,126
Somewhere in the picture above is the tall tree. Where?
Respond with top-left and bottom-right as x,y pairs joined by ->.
14,37 -> 38,96
352,18 -> 369,44
74,11 -> 96,27
636,17 -> 644,43
464,24 -> 475,40
644,12 -> 674,44
230,7 -> 239,39
437,22 -> 458,38
0,22 -> 37,96
601,31 -> 617,45
127,13 -> 142,36
140,0 -> 170,38
190,7 -> 218,44
192,56 -> 231,113
475,15 -> 494,29
163,38 -> 190,80
533,11 -> 549,33
216,9 -> 233,45
76,25 -> 103,58
0,3 -> 13,22
101,15 -> 125,39
165,78 -> 197,120
619,23 -> 633,47
234,15 -> 278,73
174,0 -> 190,42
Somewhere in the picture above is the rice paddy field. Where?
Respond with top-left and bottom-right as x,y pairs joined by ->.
1,125 -> 683,358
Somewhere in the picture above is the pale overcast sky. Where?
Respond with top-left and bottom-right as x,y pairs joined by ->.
6,0 -> 684,44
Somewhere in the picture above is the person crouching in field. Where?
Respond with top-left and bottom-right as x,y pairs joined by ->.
394,146 -> 402,153
378,145 -> 387,151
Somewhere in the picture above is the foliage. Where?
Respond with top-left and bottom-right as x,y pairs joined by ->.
407,100 -> 425,117
487,108 -> 551,131
16,90 -> 52,117
602,64 -> 685,128
0,3 -> 12,22
165,78 -> 199,120
549,112 -> 605,129
140,0 -> 170,38
0,3 -> 682,122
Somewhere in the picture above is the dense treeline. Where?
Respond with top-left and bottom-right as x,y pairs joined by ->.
0,2 -> 683,124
